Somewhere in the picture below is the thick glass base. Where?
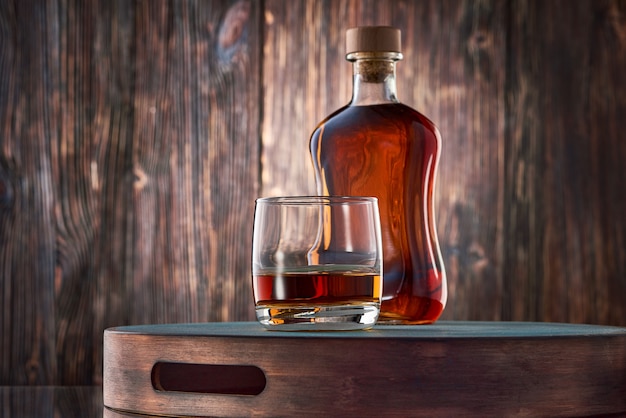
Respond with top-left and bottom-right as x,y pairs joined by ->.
255,303 -> 380,331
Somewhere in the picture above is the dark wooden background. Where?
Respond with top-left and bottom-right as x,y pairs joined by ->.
1,0 -> 624,388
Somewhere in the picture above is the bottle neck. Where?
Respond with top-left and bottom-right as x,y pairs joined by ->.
348,52 -> 402,105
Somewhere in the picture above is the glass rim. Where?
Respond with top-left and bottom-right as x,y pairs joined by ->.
255,195 -> 378,206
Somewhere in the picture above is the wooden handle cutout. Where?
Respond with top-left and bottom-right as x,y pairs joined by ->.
151,362 -> 266,396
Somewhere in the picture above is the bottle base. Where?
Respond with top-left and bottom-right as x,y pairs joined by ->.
377,297 -> 445,324
255,303 -> 380,331
376,310 -> 440,325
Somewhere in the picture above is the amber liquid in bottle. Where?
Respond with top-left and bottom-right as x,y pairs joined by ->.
309,42 -> 447,324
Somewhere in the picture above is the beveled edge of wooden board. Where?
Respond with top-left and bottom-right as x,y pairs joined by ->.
104,320 -> 626,339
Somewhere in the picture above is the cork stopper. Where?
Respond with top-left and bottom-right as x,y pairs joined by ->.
346,26 -> 401,55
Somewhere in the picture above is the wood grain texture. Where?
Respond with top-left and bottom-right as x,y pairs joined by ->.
505,0 -> 626,324
1,0 -> 260,385
103,322 -> 626,417
1,0 -> 625,388
0,386 -> 102,417
0,0 -> 59,386
262,0 -> 351,197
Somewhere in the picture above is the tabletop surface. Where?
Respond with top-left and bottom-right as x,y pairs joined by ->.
106,320 -> 626,339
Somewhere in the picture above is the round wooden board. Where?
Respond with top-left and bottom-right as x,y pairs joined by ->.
104,321 -> 626,417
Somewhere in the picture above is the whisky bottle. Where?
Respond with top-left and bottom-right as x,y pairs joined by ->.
309,26 -> 447,324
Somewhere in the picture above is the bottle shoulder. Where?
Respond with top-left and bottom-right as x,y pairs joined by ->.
311,102 -> 440,137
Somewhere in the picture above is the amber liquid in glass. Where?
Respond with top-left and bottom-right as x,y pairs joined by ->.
253,270 -> 381,307
310,103 -> 446,324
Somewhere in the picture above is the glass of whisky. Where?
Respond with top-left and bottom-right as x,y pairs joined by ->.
252,196 -> 383,330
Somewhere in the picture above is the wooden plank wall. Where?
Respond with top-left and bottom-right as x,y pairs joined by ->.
0,0 -> 624,386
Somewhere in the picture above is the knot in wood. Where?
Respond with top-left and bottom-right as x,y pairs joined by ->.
217,0 -> 250,66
